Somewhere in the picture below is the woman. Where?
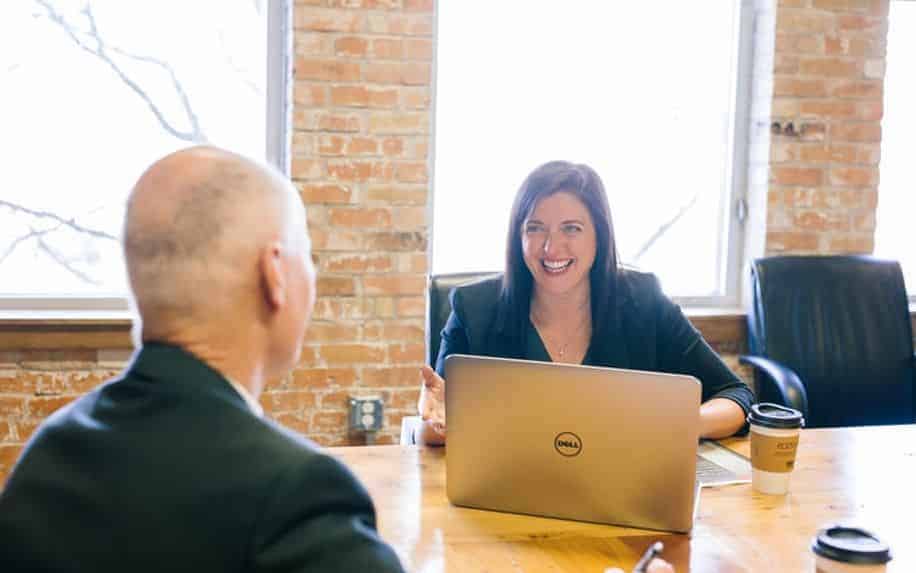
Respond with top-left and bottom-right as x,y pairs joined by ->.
418,161 -> 754,445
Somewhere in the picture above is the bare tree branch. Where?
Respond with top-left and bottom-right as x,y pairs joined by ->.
0,202 -> 110,286
4,1 -> 212,287
105,43 -> 206,138
631,193 -> 699,264
0,224 -> 61,264
34,0 -> 206,142
0,199 -> 118,241
36,236 -> 101,285
219,30 -> 262,96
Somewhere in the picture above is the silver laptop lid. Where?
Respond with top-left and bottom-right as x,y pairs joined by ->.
445,354 -> 701,533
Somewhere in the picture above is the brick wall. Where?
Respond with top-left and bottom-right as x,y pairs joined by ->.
271,0 -> 434,447
766,0 -> 889,254
0,0 -> 906,485
0,349 -> 126,480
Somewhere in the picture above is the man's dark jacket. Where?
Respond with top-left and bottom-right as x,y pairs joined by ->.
0,343 -> 404,573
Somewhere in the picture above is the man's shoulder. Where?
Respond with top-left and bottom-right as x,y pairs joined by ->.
245,415 -> 366,488
255,416 -> 325,461
27,381 -> 113,440
19,374 -> 329,481
249,420 -> 378,534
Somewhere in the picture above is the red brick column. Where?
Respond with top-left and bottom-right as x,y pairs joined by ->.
766,0 -> 889,254
265,0 -> 435,445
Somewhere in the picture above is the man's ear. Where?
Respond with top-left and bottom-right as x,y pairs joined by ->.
259,242 -> 286,310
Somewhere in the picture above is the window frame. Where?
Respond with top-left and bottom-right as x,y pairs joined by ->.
0,0 -> 292,316
673,0 -> 756,309
876,0 -> 916,303
428,0 -> 758,309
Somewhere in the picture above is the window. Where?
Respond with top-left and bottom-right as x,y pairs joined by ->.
432,1 -> 752,303
874,0 -> 916,299
0,1 -> 288,310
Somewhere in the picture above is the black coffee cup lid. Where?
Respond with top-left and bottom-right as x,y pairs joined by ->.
747,402 -> 804,429
811,525 -> 892,565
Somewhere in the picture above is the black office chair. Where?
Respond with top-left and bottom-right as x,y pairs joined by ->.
426,271 -> 500,367
740,255 -> 916,428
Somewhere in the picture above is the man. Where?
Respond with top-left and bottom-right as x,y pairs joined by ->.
0,146 -> 404,572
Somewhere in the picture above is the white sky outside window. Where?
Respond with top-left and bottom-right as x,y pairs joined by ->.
0,1 -> 266,300
432,1 -> 740,297
875,1 -> 916,296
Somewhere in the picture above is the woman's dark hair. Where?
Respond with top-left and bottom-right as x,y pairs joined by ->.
499,160 -> 620,343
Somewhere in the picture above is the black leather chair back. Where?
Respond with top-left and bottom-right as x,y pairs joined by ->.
748,255 -> 915,427
427,272 -> 500,367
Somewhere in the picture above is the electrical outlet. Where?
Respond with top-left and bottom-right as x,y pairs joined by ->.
348,396 -> 384,433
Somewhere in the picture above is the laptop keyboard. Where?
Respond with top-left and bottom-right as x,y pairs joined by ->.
696,455 -> 743,485
695,440 -> 752,486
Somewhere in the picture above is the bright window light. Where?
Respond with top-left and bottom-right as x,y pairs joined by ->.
432,1 -> 748,299
874,0 -> 916,297
0,1 -> 272,304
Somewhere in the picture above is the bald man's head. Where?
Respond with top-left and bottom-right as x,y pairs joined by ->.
124,146 -> 312,341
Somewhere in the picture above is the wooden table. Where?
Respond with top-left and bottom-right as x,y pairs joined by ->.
331,425 -> 916,572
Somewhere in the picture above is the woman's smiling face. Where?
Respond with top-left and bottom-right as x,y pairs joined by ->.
521,191 -> 597,297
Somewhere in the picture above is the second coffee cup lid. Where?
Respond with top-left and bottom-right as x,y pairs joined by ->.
811,525 -> 891,565
748,403 -> 804,429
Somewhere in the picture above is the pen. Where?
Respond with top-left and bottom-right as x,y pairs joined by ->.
633,541 -> 664,573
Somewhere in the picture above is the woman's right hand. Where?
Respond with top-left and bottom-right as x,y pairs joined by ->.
417,365 -> 447,441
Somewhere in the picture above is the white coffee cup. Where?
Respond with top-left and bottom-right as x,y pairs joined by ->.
747,403 -> 804,495
812,525 -> 891,572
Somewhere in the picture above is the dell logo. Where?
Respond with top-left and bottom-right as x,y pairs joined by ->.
554,432 -> 582,457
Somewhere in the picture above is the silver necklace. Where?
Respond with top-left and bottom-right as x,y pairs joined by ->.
531,308 -> 591,360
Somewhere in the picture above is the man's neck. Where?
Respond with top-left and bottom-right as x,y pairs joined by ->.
143,327 -> 267,401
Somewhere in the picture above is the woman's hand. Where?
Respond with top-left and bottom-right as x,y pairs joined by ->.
699,398 -> 746,439
417,365 -> 447,445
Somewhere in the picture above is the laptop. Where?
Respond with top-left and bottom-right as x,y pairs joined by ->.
445,354 -> 701,533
